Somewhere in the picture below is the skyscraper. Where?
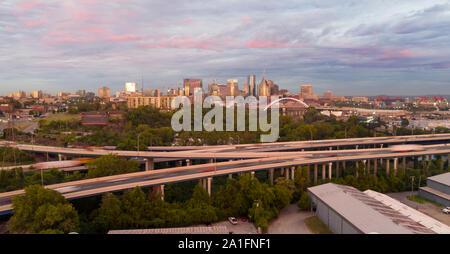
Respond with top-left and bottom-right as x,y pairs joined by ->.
183,79 -> 203,96
125,82 -> 137,93
300,84 -> 312,98
227,79 -> 238,96
98,86 -> 111,98
259,73 -> 270,96
248,75 -> 256,96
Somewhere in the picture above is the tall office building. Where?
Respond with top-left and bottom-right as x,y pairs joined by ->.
323,90 -> 334,99
300,84 -> 313,98
183,79 -> 203,96
227,79 -> 238,97
32,90 -> 43,99
248,75 -> 256,96
259,74 -> 270,97
243,82 -> 249,95
125,82 -> 137,93
98,86 -> 111,98
76,90 -> 86,97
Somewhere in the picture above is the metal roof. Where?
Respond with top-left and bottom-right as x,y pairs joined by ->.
364,190 -> 450,234
427,172 -> 450,187
307,183 -> 441,234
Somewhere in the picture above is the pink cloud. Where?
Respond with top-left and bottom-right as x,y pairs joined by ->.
108,34 -> 144,42
26,20 -> 45,27
17,1 -> 44,11
376,49 -> 414,60
181,18 -> 194,24
242,16 -> 250,22
246,40 -> 308,48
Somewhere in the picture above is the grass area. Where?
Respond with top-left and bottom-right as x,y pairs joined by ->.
33,113 -> 78,123
304,216 -> 333,234
407,195 -> 444,208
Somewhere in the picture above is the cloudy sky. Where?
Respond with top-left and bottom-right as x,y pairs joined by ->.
1,0 -> 450,96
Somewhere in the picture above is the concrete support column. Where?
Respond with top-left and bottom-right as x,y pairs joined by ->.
322,164 -> 326,180
291,167 -> 295,180
285,168 -> 290,180
251,171 -> 255,180
342,161 -> 346,170
386,159 -> 390,174
281,168 -> 285,175
367,159 -> 371,174
186,159 -> 192,166
328,163 -> 332,180
145,158 -> 154,171
58,154 -> 62,161
394,158 -> 398,175
228,174 -> 233,179
209,159 -> 214,164
176,160 -> 183,167
314,164 -> 318,184
160,185 -> 165,201
269,169 -> 274,186
207,177 -> 212,197
422,156 -> 426,168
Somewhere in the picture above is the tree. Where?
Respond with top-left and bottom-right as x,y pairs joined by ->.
86,154 -> 140,178
9,185 -> 79,234
297,191 -> 311,210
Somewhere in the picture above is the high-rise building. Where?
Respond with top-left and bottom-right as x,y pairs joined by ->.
76,90 -> 86,97
243,82 -> 249,95
125,82 -> 137,93
248,75 -> 256,96
98,86 -> 111,98
227,79 -> 238,97
300,84 -> 313,98
259,74 -> 270,97
183,79 -> 203,96
32,90 -> 43,99
323,90 -> 334,99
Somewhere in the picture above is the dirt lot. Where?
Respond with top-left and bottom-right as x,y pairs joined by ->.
387,191 -> 450,226
267,204 -> 313,234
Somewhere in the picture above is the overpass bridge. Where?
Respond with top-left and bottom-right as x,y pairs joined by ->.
0,144 -> 449,215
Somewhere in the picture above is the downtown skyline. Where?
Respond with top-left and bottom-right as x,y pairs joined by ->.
1,0 -> 450,96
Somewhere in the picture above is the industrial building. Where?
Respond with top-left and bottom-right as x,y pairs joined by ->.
419,172 -> 450,207
307,183 -> 450,234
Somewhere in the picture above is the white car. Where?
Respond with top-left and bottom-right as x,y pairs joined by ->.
228,217 -> 238,225
442,207 -> 450,214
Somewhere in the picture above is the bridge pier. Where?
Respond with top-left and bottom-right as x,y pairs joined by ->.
291,167 -> 295,180
328,163 -> 332,180
367,160 -> 371,175
58,154 -> 62,161
207,177 -> 212,196
152,185 -> 165,201
281,168 -> 285,176
186,159 -> 192,166
386,159 -> 390,174
176,160 -> 182,167
228,174 -> 233,179
251,171 -> 255,179
322,164 -> 326,180
307,165 -> 310,182
393,158 -> 398,175
145,158 -> 154,171
285,168 -> 290,180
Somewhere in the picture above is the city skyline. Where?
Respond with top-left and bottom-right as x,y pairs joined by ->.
1,1 -> 450,96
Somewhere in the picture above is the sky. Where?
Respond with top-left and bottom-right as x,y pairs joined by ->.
0,0 -> 450,96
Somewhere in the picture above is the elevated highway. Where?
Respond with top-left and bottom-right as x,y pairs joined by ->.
0,144 -> 449,215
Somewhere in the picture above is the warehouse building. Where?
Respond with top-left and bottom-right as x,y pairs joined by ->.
307,183 -> 450,234
419,172 -> 450,207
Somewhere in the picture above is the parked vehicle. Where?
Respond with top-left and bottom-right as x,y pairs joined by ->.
442,207 -> 450,214
228,217 -> 238,225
